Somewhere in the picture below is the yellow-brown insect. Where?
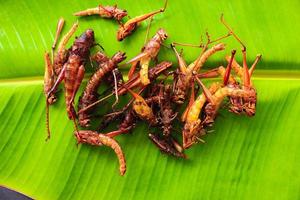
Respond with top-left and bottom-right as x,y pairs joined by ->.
74,4 -> 127,22
126,28 -> 168,85
76,130 -> 126,176
199,78 -> 257,126
182,50 -> 237,149
117,0 -> 167,41
182,82 -> 220,149
171,34 -> 227,104
221,14 -> 262,116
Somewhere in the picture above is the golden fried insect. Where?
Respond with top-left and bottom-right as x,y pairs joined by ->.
182,82 -> 220,149
182,50 -> 237,149
74,4 -> 127,22
117,0 -> 168,41
126,28 -> 168,85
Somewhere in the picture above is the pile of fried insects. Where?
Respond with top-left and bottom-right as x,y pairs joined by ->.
44,0 -> 262,176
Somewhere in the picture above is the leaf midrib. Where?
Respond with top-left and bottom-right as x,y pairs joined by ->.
1,70 -> 300,85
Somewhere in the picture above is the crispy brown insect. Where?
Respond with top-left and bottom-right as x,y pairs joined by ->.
105,109 -> 136,138
119,61 -> 172,94
74,4 -> 127,22
197,50 -> 247,115
220,14 -> 262,116
47,29 -> 95,140
126,28 -> 168,85
76,130 -> 126,176
149,83 -> 177,136
117,0 -> 168,41
78,51 -> 126,127
149,133 -> 186,158
44,21 -> 80,140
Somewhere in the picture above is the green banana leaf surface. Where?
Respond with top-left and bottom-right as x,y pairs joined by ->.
0,0 -> 300,199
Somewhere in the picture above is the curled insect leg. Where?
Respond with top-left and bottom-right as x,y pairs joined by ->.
149,133 -> 187,158
76,130 -> 126,175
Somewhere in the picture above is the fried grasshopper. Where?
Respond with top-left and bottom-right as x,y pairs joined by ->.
44,21 -> 79,140
117,0 -> 168,41
182,50 -> 236,149
46,29 -> 95,139
76,130 -> 126,175
74,4 -> 127,22
78,51 -> 126,127
126,28 -> 168,85
171,32 -> 229,104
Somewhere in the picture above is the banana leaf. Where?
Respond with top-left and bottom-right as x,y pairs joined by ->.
0,0 -> 300,199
